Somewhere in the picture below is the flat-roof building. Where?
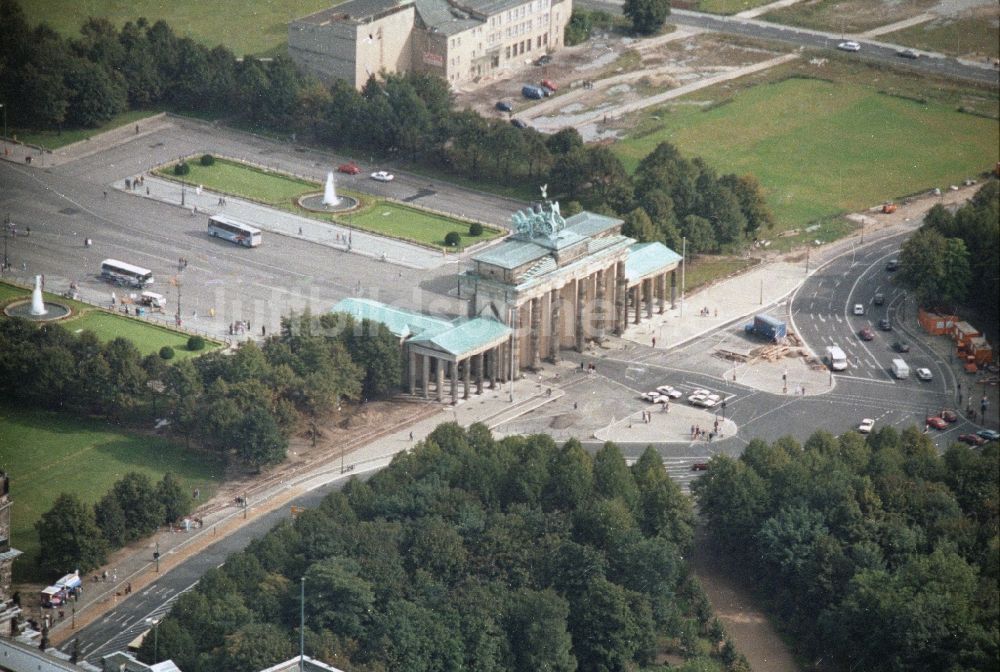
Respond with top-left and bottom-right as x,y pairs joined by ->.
289,0 -> 571,89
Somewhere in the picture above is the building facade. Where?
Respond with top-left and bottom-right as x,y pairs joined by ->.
289,0 -> 570,89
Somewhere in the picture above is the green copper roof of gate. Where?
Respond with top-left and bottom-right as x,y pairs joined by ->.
625,242 -> 682,283
332,298 -> 510,357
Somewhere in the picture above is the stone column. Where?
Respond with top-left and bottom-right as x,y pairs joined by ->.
462,358 -> 471,399
529,296 -> 541,370
659,273 -> 667,314
595,269 -> 606,342
511,307 -> 521,378
435,358 -> 444,402
615,261 -> 627,335
645,277 -> 654,319
549,288 -> 561,362
408,351 -> 417,395
489,347 -> 498,387
575,277 -> 586,352
671,269 -> 677,309
498,342 -> 507,383
633,286 -> 641,325
475,352 -> 484,394
451,360 -> 459,404
421,354 -> 429,399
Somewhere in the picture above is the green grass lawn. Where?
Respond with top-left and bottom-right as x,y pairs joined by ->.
13,110 -> 161,150
161,158 -> 318,207
342,203 -> 501,250
886,15 -> 1000,61
20,0 -> 338,57
687,0 -> 778,15
683,256 -> 759,293
1,281 -> 221,359
0,405 -> 224,582
761,0 -> 939,34
614,76 -> 999,231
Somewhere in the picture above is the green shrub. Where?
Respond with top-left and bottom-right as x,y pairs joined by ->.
469,223 -> 484,237
174,161 -> 190,176
200,154 -> 215,166
187,335 -> 206,351
159,346 -> 175,360
444,231 -> 462,247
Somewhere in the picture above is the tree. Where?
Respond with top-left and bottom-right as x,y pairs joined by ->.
221,623 -> 294,671
623,207 -> 657,242
63,57 -> 127,127
507,589 -> 577,672
897,227 -> 970,308
233,410 -> 288,468
35,493 -> 107,575
568,578 -> 655,672
623,0 -> 671,35
156,473 -> 191,525
94,491 -> 127,549
112,472 -> 165,541
547,127 -> 584,155
680,214 -> 716,254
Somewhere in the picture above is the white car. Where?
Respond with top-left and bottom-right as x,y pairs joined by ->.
656,385 -> 683,399
916,367 -> 933,381
838,41 -> 861,52
688,393 -> 707,406
699,394 -> 722,408
690,388 -> 711,397
858,418 -> 875,434
853,304 -> 865,315
370,171 -> 395,182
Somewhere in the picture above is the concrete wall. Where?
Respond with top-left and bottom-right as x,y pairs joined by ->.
353,8 -> 417,86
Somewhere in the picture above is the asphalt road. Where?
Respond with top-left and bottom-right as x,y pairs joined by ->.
575,2 -> 1000,87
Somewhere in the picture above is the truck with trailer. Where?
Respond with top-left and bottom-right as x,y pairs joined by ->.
744,314 -> 787,342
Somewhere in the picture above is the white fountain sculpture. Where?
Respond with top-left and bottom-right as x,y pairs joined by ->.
322,172 -> 341,207
30,275 -> 48,316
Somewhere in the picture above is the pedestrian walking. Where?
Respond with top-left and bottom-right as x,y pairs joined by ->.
409,432 -> 414,441
652,337 -> 656,348
146,186 -> 150,195
103,191 -> 107,199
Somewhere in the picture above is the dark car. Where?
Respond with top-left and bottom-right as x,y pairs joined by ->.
886,259 -> 899,271
892,341 -> 910,353
978,429 -> 1000,441
941,409 -> 958,423
510,118 -> 528,129
897,49 -> 919,59
495,100 -> 513,112
858,326 -> 875,341
958,433 -> 987,446
873,292 -> 885,306
926,416 -> 948,430
534,54 -> 552,66
878,318 -> 892,331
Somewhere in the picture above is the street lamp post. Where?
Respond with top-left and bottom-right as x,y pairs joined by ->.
146,618 -> 159,663
0,103 -> 7,145
154,541 -> 160,572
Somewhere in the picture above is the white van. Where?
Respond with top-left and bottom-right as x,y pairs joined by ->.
891,358 -> 909,379
825,345 -> 848,371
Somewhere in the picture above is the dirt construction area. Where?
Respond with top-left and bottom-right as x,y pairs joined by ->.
454,29 -> 793,141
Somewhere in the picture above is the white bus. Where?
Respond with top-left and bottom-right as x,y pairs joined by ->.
100,259 -> 154,288
207,214 -> 262,248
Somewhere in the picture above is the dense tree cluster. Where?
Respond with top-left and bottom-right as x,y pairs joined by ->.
35,472 -> 190,575
1,1 -> 774,254
0,311 -> 400,468
898,180 -> 999,333
137,424 -> 746,672
623,0 -> 671,35
692,426 -> 999,672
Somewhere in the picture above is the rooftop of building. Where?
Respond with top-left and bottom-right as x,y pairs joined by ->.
292,0 -> 412,25
414,0 -> 483,34
624,242 -> 682,282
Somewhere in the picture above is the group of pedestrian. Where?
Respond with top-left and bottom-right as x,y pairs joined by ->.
580,362 -> 597,374
690,425 -> 714,441
124,175 -> 145,191
640,410 -> 653,423
699,306 -> 717,317
229,320 -> 251,335
216,196 -> 228,206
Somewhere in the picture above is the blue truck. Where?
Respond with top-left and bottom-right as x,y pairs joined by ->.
744,314 -> 787,342
522,84 -> 545,99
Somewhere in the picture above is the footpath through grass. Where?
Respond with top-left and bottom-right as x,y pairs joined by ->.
13,110 -> 160,151
0,405 -> 224,582
20,0 -> 336,57
887,14 -> 1000,61
615,76 -> 999,231
160,158 -> 501,250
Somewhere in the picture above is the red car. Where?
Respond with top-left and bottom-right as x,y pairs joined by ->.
541,78 -> 558,92
941,409 -> 958,423
858,326 -> 875,341
337,162 -> 360,175
958,433 -> 986,446
691,462 -> 710,472
925,416 -> 948,430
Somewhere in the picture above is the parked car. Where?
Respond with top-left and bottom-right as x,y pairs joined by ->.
926,416 -> 947,430
941,409 -> 958,423
978,429 -> 1000,441
958,433 -> 987,446
370,171 -> 394,182
873,292 -> 885,305
896,48 -> 919,59
641,391 -> 663,402
916,367 -> 933,381
540,78 -> 558,92
853,304 -> 865,315
510,118 -> 528,129
838,41 -> 862,52
691,462 -> 710,472
656,385 -> 683,399
495,100 -> 513,112
337,162 -> 360,175
534,54 -> 552,66
886,259 -> 899,271
878,318 -> 892,331
858,418 -> 875,434
892,341 -> 910,353
859,326 -> 875,341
